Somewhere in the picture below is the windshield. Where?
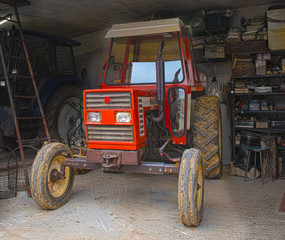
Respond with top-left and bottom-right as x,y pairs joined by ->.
105,35 -> 184,85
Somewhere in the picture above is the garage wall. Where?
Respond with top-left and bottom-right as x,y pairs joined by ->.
73,28 -> 109,88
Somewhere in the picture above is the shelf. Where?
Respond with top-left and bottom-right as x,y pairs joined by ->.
231,49 -> 285,163
232,49 -> 285,55
233,92 -> 285,96
233,74 -> 285,79
235,127 -> 285,133
234,110 -> 285,114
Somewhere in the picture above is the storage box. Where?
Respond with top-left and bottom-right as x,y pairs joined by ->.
255,86 -> 272,93
271,121 -> 285,128
235,121 -> 255,128
204,45 -> 225,59
257,53 -> 263,59
261,99 -> 268,110
205,14 -> 229,32
249,101 -> 260,111
256,121 -> 269,129
267,9 -> 285,30
226,40 -> 266,55
255,59 -> 266,75
234,59 -> 255,76
268,29 -> 285,50
263,53 -> 271,60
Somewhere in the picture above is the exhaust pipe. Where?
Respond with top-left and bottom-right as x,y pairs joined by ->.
152,41 -> 165,123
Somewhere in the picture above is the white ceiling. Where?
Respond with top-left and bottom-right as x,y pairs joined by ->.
0,0 -> 284,38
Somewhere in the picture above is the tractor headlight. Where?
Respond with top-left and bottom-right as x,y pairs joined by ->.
88,112 -> 101,122
116,112 -> 131,123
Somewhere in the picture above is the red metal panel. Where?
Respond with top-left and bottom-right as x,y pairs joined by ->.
83,88 -> 160,150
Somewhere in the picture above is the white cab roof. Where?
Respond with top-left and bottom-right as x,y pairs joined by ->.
105,18 -> 184,38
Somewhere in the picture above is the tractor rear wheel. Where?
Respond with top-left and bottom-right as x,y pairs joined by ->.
178,148 -> 204,227
42,85 -> 82,143
192,95 -> 222,178
31,142 -> 74,209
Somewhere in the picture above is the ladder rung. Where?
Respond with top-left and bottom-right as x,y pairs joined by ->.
13,95 -> 36,99
20,138 -> 49,143
17,117 -> 43,120
12,75 -> 33,79
4,54 -> 27,60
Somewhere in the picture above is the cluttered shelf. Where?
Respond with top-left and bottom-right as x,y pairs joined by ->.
234,110 -> 285,114
235,127 -> 285,133
233,92 -> 285,96
233,74 -> 285,79
220,6 -> 285,179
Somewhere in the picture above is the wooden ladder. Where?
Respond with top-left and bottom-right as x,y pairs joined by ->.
0,1 -> 51,197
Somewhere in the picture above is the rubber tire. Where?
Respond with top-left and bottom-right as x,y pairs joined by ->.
31,142 -> 74,209
192,95 -> 222,179
178,148 -> 204,227
43,85 -> 82,143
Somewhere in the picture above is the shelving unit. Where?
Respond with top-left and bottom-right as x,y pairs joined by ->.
230,50 -> 285,164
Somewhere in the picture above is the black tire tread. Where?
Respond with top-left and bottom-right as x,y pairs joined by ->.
192,95 -> 222,179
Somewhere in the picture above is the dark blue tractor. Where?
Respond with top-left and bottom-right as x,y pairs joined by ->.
0,29 -> 88,146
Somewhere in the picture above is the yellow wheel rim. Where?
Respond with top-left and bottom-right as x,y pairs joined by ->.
48,155 -> 70,198
197,162 -> 203,212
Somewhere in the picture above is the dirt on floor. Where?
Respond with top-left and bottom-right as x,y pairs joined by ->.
0,169 -> 285,240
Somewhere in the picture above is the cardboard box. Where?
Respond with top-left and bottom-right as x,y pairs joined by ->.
204,45 -> 225,59
268,29 -> 285,50
234,59 -> 255,76
256,121 -> 269,129
267,9 -> 285,30
249,101 -> 260,111
263,53 -> 271,60
255,86 -> 272,93
255,59 -> 266,75
226,40 -> 266,55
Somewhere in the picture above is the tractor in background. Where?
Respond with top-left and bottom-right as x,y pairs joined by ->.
31,18 -> 222,227
0,28 -> 87,147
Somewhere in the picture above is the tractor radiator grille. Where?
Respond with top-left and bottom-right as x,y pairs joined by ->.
85,92 -> 132,109
87,125 -> 134,142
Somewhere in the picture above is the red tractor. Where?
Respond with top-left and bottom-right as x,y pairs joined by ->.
31,18 -> 222,227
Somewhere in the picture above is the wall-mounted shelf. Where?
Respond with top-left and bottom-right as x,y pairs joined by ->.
235,127 -> 285,133
233,74 -> 285,79
234,92 -> 285,96
234,110 -> 285,114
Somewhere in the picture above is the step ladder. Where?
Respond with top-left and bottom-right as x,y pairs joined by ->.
0,1 -> 51,197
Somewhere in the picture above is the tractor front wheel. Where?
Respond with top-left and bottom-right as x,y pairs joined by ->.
178,148 -> 204,227
31,142 -> 74,209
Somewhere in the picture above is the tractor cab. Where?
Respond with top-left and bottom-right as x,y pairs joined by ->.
86,18 -> 202,149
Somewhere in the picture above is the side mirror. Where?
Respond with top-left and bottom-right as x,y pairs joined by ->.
81,68 -> 87,80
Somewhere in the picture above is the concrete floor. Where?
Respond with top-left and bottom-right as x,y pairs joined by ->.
0,168 -> 285,240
